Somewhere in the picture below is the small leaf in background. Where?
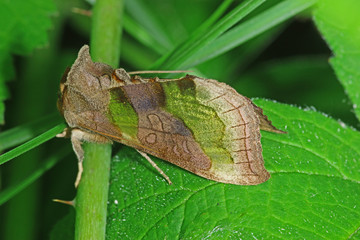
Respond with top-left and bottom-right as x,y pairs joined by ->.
105,100 -> 360,239
313,0 -> 360,121
0,0 -> 55,124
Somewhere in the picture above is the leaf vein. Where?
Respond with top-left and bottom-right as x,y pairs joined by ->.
263,136 -> 348,179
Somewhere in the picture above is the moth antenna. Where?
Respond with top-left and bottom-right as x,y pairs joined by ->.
127,70 -> 192,75
136,150 -> 172,185
72,8 -> 92,16
53,199 -> 75,207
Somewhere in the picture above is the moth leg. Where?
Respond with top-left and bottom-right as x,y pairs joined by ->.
70,129 -> 85,188
56,127 -> 71,138
70,128 -> 112,188
136,150 -> 172,185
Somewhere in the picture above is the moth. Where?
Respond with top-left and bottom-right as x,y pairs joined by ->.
57,45 -> 285,187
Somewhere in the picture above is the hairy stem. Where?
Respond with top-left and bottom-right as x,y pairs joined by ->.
74,0 -> 123,239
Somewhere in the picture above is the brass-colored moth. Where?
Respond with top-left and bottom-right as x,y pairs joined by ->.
57,45 -> 285,187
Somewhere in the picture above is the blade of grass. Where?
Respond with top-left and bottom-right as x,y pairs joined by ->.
125,0 -> 173,51
120,0 -> 235,71
226,24 -> 287,78
0,145 -> 71,206
152,0 -> 266,70
123,15 -> 165,55
122,1 -> 235,73
188,0 -> 234,38
0,113 -> 62,152
121,37 -> 157,69
153,0 -> 234,66
122,0 -> 234,76
0,123 -> 66,166
188,0 -> 318,67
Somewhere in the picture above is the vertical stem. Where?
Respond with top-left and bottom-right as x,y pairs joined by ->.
74,143 -> 112,240
90,0 -> 123,67
74,0 -> 123,239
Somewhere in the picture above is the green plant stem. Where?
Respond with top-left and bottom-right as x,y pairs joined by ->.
90,0 -> 123,67
74,0 -> 123,239
74,143 -> 113,240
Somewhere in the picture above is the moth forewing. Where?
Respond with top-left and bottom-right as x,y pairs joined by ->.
58,45 -> 285,186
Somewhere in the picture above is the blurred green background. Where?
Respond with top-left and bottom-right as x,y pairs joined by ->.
0,0 -> 357,239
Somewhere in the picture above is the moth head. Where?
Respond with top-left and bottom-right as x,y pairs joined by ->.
66,45 -> 114,89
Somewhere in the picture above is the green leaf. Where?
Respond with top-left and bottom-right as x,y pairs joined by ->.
313,0 -> 360,121
0,0 -> 55,124
106,100 -> 360,239
0,0 -> 55,54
